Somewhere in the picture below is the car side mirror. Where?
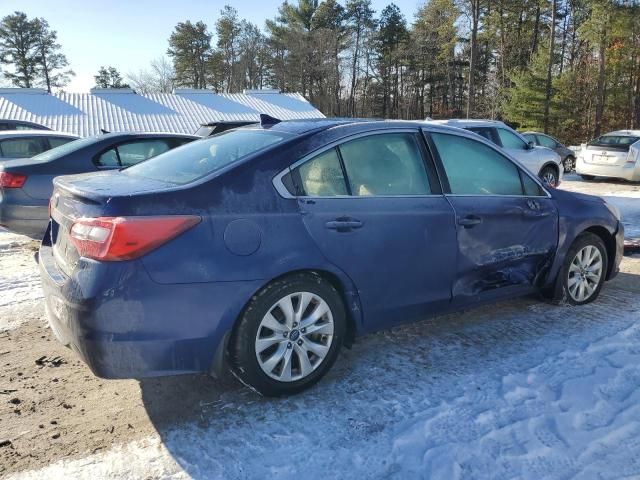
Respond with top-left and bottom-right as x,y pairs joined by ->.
527,141 -> 535,150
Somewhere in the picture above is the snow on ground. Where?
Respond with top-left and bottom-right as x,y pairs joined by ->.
561,174 -> 640,239
2,176 -> 640,479
0,229 -> 42,330
8,286 -> 640,480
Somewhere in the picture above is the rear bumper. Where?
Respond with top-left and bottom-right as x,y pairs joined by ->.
39,232 -> 263,379
0,192 -> 48,238
576,158 -> 640,181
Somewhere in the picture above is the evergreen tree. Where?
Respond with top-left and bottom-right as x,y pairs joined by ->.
94,66 -> 129,88
167,21 -> 212,89
0,11 -> 39,88
32,18 -> 74,92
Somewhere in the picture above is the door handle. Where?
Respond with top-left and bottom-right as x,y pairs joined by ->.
325,217 -> 363,232
457,215 -> 482,228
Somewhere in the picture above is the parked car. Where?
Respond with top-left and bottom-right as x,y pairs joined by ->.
40,118 -> 623,396
522,132 -> 576,173
0,119 -> 50,131
575,130 -> 640,182
0,132 -> 197,238
427,119 -> 563,187
0,130 -> 78,160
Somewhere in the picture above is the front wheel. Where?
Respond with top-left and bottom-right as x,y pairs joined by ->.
560,233 -> 608,305
540,166 -> 559,187
230,273 -> 346,396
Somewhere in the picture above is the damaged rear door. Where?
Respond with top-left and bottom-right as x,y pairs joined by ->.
426,130 -> 558,306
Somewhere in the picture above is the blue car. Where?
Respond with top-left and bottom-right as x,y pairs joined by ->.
0,132 -> 197,238
39,118 -> 624,396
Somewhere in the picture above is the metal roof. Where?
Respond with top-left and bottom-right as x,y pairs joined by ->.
0,88 -> 324,137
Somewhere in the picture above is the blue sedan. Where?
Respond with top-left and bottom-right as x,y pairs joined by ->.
39,118 -> 624,396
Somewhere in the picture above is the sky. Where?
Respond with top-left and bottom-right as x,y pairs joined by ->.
2,0 -> 425,93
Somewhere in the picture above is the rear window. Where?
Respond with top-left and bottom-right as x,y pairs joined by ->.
32,136 -> 98,162
124,129 -> 290,185
588,135 -> 640,149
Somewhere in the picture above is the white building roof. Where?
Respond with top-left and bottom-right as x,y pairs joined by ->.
0,88 -> 324,137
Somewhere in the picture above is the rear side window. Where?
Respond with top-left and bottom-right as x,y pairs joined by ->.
431,133 -> 523,196
125,130 -> 290,184
496,128 -> 527,150
117,140 -> 171,167
338,133 -> 431,196
48,137 -> 75,149
0,137 -> 45,158
297,148 -> 348,196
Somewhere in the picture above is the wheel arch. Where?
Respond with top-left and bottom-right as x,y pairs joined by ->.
210,266 -> 362,378
582,225 -> 617,280
539,161 -> 560,177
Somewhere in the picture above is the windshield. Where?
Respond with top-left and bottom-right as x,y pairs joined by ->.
588,135 -> 640,149
31,136 -> 101,162
124,129 -> 291,185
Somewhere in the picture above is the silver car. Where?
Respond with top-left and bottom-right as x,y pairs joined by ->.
425,119 -> 563,186
576,130 -> 640,182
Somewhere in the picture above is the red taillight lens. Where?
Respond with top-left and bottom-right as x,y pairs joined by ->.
69,216 -> 201,261
0,172 -> 27,188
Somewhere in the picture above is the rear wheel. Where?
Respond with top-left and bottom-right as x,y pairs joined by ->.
540,165 -> 559,187
563,156 -> 575,173
560,233 -> 608,305
580,174 -> 595,181
230,273 -> 346,396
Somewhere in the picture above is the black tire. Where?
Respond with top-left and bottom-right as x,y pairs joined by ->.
230,272 -> 346,396
539,165 -> 559,187
580,174 -> 595,181
563,156 -> 575,173
556,232 -> 608,305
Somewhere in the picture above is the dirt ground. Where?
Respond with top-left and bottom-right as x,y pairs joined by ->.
1,176 -> 640,477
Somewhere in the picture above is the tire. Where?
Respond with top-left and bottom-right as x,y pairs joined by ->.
230,273 -> 346,396
539,165 -> 559,187
558,232 -> 608,305
563,156 -> 575,173
580,174 -> 595,181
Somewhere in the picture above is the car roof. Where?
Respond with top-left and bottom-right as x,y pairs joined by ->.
603,130 -> 640,137
93,132 -> 200,140
0,129 -> 78,138
425,119 -> 507,128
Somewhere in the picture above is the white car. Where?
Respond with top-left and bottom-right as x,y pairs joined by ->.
576,130 -> 640,182
425,119 -> 563,186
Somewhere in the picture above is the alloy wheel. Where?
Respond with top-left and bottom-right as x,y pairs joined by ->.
255,292 -> 334,382
543,170 -> 558,187
567,245 -> 603,302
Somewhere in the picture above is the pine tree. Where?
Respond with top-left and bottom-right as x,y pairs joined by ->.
0,11 -> 39,88
32,18 -> 74,92
94,66 -> 129,88
167,21 -> 212,89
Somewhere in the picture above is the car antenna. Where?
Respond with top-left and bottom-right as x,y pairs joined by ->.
259,114 -> 281,127
100,128 -> 110,134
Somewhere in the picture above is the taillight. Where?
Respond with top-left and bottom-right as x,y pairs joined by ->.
69,216 -> 201,261
0,172 -> 27,188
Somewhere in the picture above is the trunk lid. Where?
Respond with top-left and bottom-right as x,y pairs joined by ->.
581,145 -> 630,167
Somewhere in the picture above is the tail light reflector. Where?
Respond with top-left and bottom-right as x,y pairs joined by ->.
69,216 -> 201,261
0,172 -> 27,188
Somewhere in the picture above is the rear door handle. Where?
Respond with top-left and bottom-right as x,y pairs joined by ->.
325,218 -> 363,232
457,215 -> 482,228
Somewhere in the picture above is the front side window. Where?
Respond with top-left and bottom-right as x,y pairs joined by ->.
125,129 -> 290,185
338,133 -> 431,196
0,137 -> 45,158
431,132 -> 523,196
537,135 -> 557,148
296,148 -> 348,196
496,128 -> 527,150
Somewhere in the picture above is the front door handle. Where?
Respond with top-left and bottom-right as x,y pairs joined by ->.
457,215 -> 482,228
325,217 -> 363,232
